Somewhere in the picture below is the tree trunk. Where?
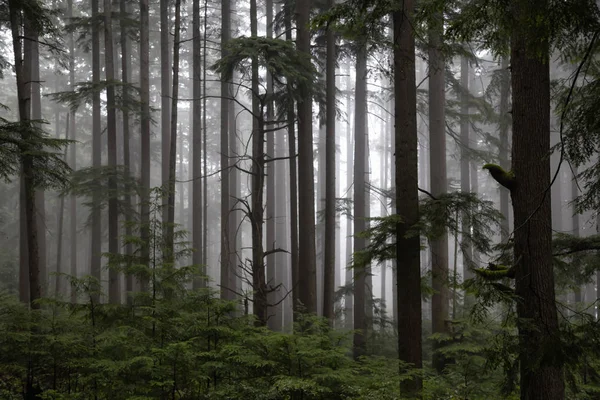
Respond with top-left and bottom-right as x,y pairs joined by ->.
266,0 -> 280,330
394,0 -> 422,393
10,0 -> 41,309
250,0 -> 267,326
56,116 -> 68,297
139,0 -> 151,292
165,0 -> 181,263
323,0 -> 336,324
460,56 -> 473,281
91,0 -> 102,301
161,0 -> 171,224
428,12 -> 449,373
510,0 -> 564,396
192,0 -> 204,289
219,0 -> 230,297
68,0 -> 77,302
29,28 -> 46,298
285,3 -> 299,318
345,71 -> 354,330
295,0 -> 317,315
120,0 -> 134,302
104,0 -> 120,304
353,44 -> 368,358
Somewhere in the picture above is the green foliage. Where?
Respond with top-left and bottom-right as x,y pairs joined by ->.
213,37 -> 319,121
0,120 -> 73,189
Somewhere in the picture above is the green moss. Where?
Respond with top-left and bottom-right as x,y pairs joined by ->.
482,164 -> 516,190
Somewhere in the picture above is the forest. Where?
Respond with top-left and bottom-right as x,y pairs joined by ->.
2,0 -> 600,398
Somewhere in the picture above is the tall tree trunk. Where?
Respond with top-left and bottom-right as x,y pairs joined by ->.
460,56 -> 473,281
353,44 -> 368,358
266,0 -> 280,330
295,0 -> 317,315
394,0 -> 422,393
29,28 -> 46,298
120,0 -> 134,302
104,0 -> 120,304
499,57 -> 511,242
323,0 -> 336,324
166,0 -> 181,262
139,0 -> 151,292
317,120 -> 326,315
572,169 -> 581,304
90,0 -> 102,301
345,72 -> 354,330
10,0 -> 41,309
250,0 -> 267,326
68,0 -> 77,303
428,12 -> 449,373
56,116 -> 68,297
192,0 -> 204,289
510,0 -> 564,396
285,2 -> 300,318
219,0 -> 230,296
161,0 -> 171,224
202,0 -> 209,272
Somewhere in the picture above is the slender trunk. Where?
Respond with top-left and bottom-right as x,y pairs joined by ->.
323,2 -> 336,324
285,4 -> 300,319
120,0 -> 134,302
56,116 -> 69,297
295,0 -> 317,315
353,44 -> 368,358
266,0 -> 280,330
68,0 -> 78,302
166,0 -> 181,262
250,0 -> 267,326
428,12 -> 449,373
219,0 -> 230,296
202,0 -> 208,271
192,0 -> 204,289
394,0 -> 422,393
161,0 -> 171,223
511,0 -> 564,396
104,0 -> 120,304
30,27 -> 46,298
139,0 -> 151,292
572,169 -> 581,304
460,56 -> 473,281
89,0 -> 102,302
345,72 -> 354,330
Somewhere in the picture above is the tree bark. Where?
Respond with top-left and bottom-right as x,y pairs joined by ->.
510,0 -> 564,396
219,0 -> 230,296
139,0 -> 151,292
460,56 -> 473,281
394,0 -> 422,393
120,0 -> 134,302
165,0 -> 181,264
10,0 -> 41,309
295,0 -> 317,315
250,0 -> 267,326
104,0 -> 120,304
161,0 -> 171,224
353,44 -> 368,358
345,70 -> 354,330
68,0 -> 77,302
428,12 -> 449,373
285,2 -> 299,319
323,1 -> 336,324
90,0 -> 102,302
